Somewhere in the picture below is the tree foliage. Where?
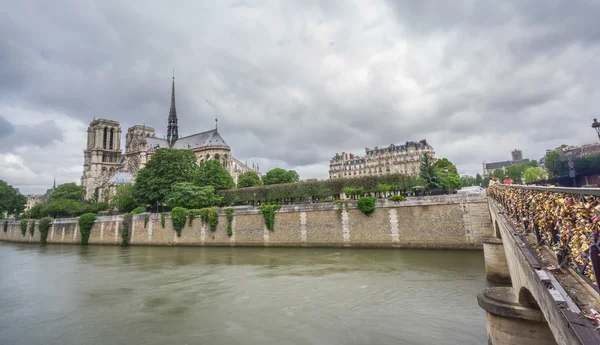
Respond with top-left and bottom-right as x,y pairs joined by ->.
49,183 -> 85,202
524,167 -> 549,183
259,205 -> 280,231
236,171 -> 262,188
491,168 -> 506,181
78,213 -> 97,245
433,158 -> 458,174
171,207 -> 188,237
357,197 -> 376,215
133,148 -> 201,205
505,161 -> 538,182
545,151 -> 566,178
0,180 -> 26,216
219,174 -> 418,205
419,152 -> 442,190
262,168 -> 300,185
167,183 -> 222,209
110,184 -> 138,213
196,160 -> 235,190
441,173 -> 462,190
39,217 -> 53,244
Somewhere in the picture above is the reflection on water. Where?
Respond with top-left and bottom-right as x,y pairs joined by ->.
0,243 -> 489,345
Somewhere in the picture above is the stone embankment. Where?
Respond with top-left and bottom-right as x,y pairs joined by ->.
1,194 -> 492,248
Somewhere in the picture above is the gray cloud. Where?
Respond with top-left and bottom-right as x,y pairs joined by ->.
1,0 -> 600,193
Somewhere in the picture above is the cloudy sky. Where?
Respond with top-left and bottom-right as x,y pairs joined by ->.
2,0 -> 599,194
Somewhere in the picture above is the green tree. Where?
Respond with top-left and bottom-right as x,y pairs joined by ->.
461,175 -> 476,187
475,173 -> 483,186
167,183 -> 222,209
419,152 -> 442,190
28,203 -> 45,219
262,168 -> 300,185
42,199 -> 81,217
133,148 -> 201,205
0,180 -> 26,216
433,158 -> 458,174
441,173 -> 463,190
491,168 -> 506,181
545,151 -> 567,178
523,167 -> 549,183
110,184 -> 138,213
237,171 -> 263,188
506,161 -> 538,182
49,183 -> 85,201
196,160 -> 235,190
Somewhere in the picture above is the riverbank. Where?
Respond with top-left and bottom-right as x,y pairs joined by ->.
1,194 -> 492,249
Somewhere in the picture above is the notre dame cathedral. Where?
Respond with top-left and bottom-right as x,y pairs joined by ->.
80,76 -> 259,202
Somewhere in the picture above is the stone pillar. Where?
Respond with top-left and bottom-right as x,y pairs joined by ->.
477,287 -> 557,345
483,237 -> 511,284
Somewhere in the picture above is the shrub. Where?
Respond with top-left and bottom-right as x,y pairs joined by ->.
161,212 -> 166,228
357,197 -> 376,215
131,207 -> 146,215
144,214 -> 150,228
199,207 -> 218,232
389,195 -> 406,202
171,207 -> 187,237
3,219 -> 7,233
20,219 -> 27,236
226,208 -> 233,237
28,220 -> 35,236
78,213 -> 97,245
121,214 -> 132,246
259,205 -> 280,231
39,217 -> 53,244
187,209 -> 200,225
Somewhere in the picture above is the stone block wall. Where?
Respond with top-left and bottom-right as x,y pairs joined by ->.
1,194 -> 493,249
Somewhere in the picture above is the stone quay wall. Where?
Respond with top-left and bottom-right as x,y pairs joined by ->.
1,194 -> 492,249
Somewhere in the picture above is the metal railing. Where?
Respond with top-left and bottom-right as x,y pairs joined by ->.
488,185 -> 600,292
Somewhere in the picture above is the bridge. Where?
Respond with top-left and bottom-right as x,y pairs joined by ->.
481,185 -> 600,344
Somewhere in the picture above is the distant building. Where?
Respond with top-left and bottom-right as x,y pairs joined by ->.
329,140 -> 435,179
511,149 -> 523,161
482,149 -> 530,176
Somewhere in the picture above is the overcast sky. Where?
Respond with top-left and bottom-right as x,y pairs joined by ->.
2,0 -> 599,194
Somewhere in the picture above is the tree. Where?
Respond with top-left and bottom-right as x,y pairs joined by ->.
491,168 -> 506,181
49,183 -> 85,202
42,199 -> 81,217
545,151 -> 567,178
433,158 -> 458,174
133,148 -> 201,205
524,167 -> 549,183
196,160 -> 235,190
441,173 -> 463,190
475,173 -> 483,186
419,152 -> 442,190
0,180 -> 26,216
28,203 -> 45,219
262,168 -> 300,185
110,184 -> 138,213
237,171 -> 262,188
506,161 -> 537,182
167,183 -> 222,209
460,175 -> 476,187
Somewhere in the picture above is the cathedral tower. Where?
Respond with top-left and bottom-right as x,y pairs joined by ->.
81,119 -> 122,200
166,75 -> 178,147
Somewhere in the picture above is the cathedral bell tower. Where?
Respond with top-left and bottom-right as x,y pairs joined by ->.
166,74 -> 179,147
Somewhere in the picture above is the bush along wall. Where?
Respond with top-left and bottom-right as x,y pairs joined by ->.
28,220 -> 35,236
20,219 -> 27,236
357,197 -> 376,215
38,217 -> 53,244
225,208 -> 233,237
78,213 -> 97,245
187,209 -> 200,225
121,214 -> 133,246
144,214 -> 150,228
3,219 -> 8,233
200,207 -> 218,232
259,205 -> 280,231
161,212 -> 166,228
171,207 -> 187,237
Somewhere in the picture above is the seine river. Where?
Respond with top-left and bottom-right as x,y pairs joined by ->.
0,244 -> 489,345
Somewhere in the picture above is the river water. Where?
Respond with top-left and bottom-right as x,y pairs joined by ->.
0,244 -> 489,345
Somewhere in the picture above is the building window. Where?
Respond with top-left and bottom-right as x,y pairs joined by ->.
103,127 -> 108,149
109,128 -> 114,150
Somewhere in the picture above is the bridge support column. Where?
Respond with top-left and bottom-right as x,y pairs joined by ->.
482,237 -> 511,284
477,287 -> 557,345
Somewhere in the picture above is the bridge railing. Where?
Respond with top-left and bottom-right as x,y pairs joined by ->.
487,185 -> 600,292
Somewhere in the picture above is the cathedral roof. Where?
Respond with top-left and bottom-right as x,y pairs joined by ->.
108,170 -> 133,184
172,129 -> 230,150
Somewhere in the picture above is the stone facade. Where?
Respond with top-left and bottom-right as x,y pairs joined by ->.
329,140 -> 435,179
81,77 -> 258,201
2,194 -> 492,249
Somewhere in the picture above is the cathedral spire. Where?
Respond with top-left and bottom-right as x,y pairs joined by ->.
167,70 -> 179,147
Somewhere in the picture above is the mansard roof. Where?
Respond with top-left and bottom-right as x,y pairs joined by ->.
172,129 -> 230,150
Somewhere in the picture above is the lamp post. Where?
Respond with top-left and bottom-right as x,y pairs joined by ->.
592,118 -> 600,141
